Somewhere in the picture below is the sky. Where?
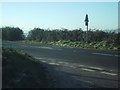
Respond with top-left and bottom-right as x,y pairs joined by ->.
0,2 -> 118,33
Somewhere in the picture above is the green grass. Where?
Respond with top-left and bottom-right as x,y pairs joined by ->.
19,40 -> 119,51
2,48 -> 53,88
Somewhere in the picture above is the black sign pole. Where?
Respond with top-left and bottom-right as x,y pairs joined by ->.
86,25 -> 88,43
85,14 -> 89,43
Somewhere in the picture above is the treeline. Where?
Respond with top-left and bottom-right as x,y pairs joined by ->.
1,26 -> 120,46
27,28 -> 119,46
1,27 -> 24,41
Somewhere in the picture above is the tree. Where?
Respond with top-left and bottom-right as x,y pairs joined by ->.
2,27 -> 24,41
27,28 -> 44,41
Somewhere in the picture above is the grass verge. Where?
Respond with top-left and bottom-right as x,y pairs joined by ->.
20,40 -> 119,51
2,48 -> 53,88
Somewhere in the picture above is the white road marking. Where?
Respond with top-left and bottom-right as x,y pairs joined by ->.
58,61 -> 64,64
89,67 -> 104,70
78,65 -> 85,67
35,57 -> 43,60
81,68 -> 95,72
114,55 -> 119,57
64,62 -> 69,64
41,61 -> 47,63
101,72 -> 117,76
28,46 -> 62,51
92,53 -> 118,57
35,57 -> 117,76
49,63 -> 60,65
69,65 -> 76,68
31,46 -> 54,50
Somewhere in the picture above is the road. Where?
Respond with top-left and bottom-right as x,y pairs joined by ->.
2,41 -> 119,88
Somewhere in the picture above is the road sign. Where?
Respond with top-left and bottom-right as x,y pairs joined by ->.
85,14 -> 89,26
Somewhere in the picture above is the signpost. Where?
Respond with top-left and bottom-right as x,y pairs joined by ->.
85,14 -> 89,43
